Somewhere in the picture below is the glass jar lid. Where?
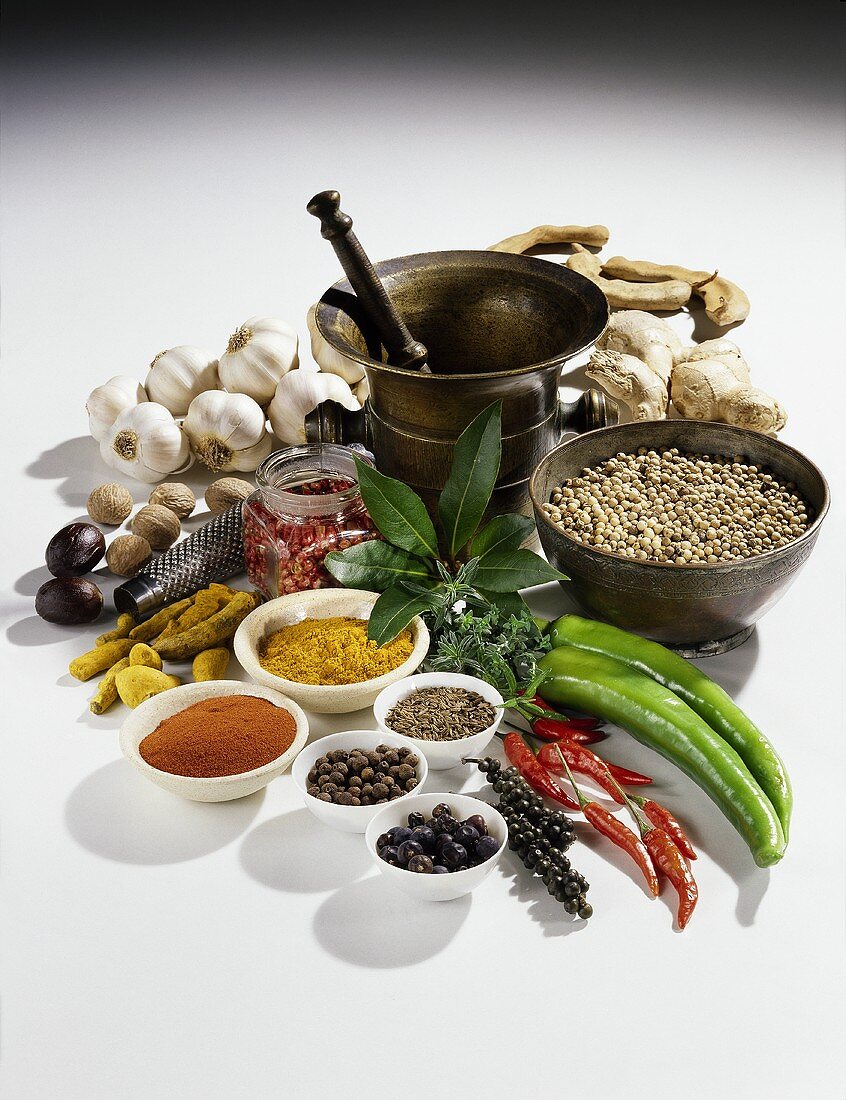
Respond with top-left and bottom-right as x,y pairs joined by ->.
254,444 -> 371,516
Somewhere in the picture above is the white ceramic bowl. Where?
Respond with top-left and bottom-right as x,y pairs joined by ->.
365,792 -> 507,902
119,680 -> 309,802
233,589 -> 430,714
373,671 -> 504,771
291,729 -> 429,833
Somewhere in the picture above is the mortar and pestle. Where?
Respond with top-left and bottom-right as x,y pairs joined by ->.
305,190 -> 614,533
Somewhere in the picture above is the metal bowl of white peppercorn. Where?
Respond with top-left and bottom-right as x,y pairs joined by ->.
529,420 -> 829,656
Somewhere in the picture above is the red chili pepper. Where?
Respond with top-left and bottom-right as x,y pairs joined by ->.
538,740 -> 624,803
531,717 -> 607,745
553,746 -> 659,896
644,828 -> 699,929
634,797 -> 697,861
538,740 -> 652,802
583,802 -> 661,896
502,732 -> 579,811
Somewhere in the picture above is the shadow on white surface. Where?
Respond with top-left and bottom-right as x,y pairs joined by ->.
692,628 -> 760,698
498,857 -> 589,939
239,809 -> 373,893
6,614 -> 78,646
312,876 -> 471,969
27,435 -> 101,508
14,564 -> 53,597
65,760 -> 263,864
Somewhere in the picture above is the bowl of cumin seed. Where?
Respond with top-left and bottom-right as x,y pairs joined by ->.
373,672 -> 504,771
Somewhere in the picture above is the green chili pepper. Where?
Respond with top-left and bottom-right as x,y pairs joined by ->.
538,646 -> 786,867
548,615 -> 792,839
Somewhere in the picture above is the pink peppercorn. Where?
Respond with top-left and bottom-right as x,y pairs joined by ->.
243,449 -> 382,599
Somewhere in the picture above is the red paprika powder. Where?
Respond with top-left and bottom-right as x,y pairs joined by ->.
140,695 -> 297,778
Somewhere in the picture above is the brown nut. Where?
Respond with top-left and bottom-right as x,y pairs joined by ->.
205,477 -> 254,514
148,482 -> 196,518
87,483 -> 134,525
106,534 -> 152,577
45,522 -> 106,577
36,576 -> 103,624
131,504 -> 180,549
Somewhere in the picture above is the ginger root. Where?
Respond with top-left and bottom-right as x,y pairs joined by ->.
671,357 -> 786,435
489,223 -> 609,253
567,246 -> 692,311
586,350 -> 669,421
595,310 -> 685,385
602,256 -> 750,326
584,309 -> 786,435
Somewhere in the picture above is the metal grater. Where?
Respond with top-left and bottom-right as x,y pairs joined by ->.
113,503 -> 247,619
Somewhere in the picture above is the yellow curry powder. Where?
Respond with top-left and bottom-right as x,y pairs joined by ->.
259,617 -> 414,685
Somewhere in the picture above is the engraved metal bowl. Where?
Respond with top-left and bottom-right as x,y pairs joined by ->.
529,421 -> 830,656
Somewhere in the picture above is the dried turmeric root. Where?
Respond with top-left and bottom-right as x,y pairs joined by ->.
116,666 -> 181,708
192,647 -> 230,681
89,657 -> 131,714
70,638 -> 135,682
129,598 -> 193,642
154,591 -> 260,661
95,613 -> 136,646
129,642 -> 163,670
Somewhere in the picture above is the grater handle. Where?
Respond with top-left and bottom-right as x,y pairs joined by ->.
113,503 -> 247,619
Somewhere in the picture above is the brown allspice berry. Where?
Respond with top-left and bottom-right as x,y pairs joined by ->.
106,534 -> 152,577
148,482 -> 196,518
205,477 -> 254,514
87,483 -> 134,525
131,504 -> 181,549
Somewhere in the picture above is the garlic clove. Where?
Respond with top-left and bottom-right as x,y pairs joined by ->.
307,303 -> 367,385
145,345 -> 219,416
268,369 -> 363,445
218,316 -> 299,407
86,375 -> 148,442
183,390 -> 270,472
229,433 -> 274,472
100,402 -> 190,484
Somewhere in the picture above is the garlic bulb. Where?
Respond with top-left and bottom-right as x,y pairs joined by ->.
268,368 -> 363,445
86,375 -> 148,442
100,402 -> 190,484
183,390 -> 272,472
306,303 -> 367,385
145,345 -> 219,416
218,316 -> 299,406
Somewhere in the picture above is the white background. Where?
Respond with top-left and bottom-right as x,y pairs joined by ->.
2,24 -> 845,1100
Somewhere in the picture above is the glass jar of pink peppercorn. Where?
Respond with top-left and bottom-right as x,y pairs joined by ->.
243,445 -> 381,599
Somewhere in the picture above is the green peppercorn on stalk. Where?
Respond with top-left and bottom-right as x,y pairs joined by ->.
538,646 -> 787,868
547,615 -> 792,840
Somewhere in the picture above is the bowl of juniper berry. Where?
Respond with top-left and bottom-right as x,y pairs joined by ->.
365,792 -> 507,902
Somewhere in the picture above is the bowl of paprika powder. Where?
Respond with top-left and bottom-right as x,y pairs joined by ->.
119,680 -> 309,802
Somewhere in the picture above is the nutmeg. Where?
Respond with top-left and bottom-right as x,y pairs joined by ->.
148,482 -> 195,519
87,483 -> 134,525
131,504 -> 180,549
205,477 -> 254,514
36,576 -> 103,624
106,534 -> 152,577
45,522 -> 106,577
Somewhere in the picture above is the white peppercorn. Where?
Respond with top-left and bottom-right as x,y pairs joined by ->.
541,448 -> 811,567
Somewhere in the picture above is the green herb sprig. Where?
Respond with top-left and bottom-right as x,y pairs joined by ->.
325,401 -> 564,644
